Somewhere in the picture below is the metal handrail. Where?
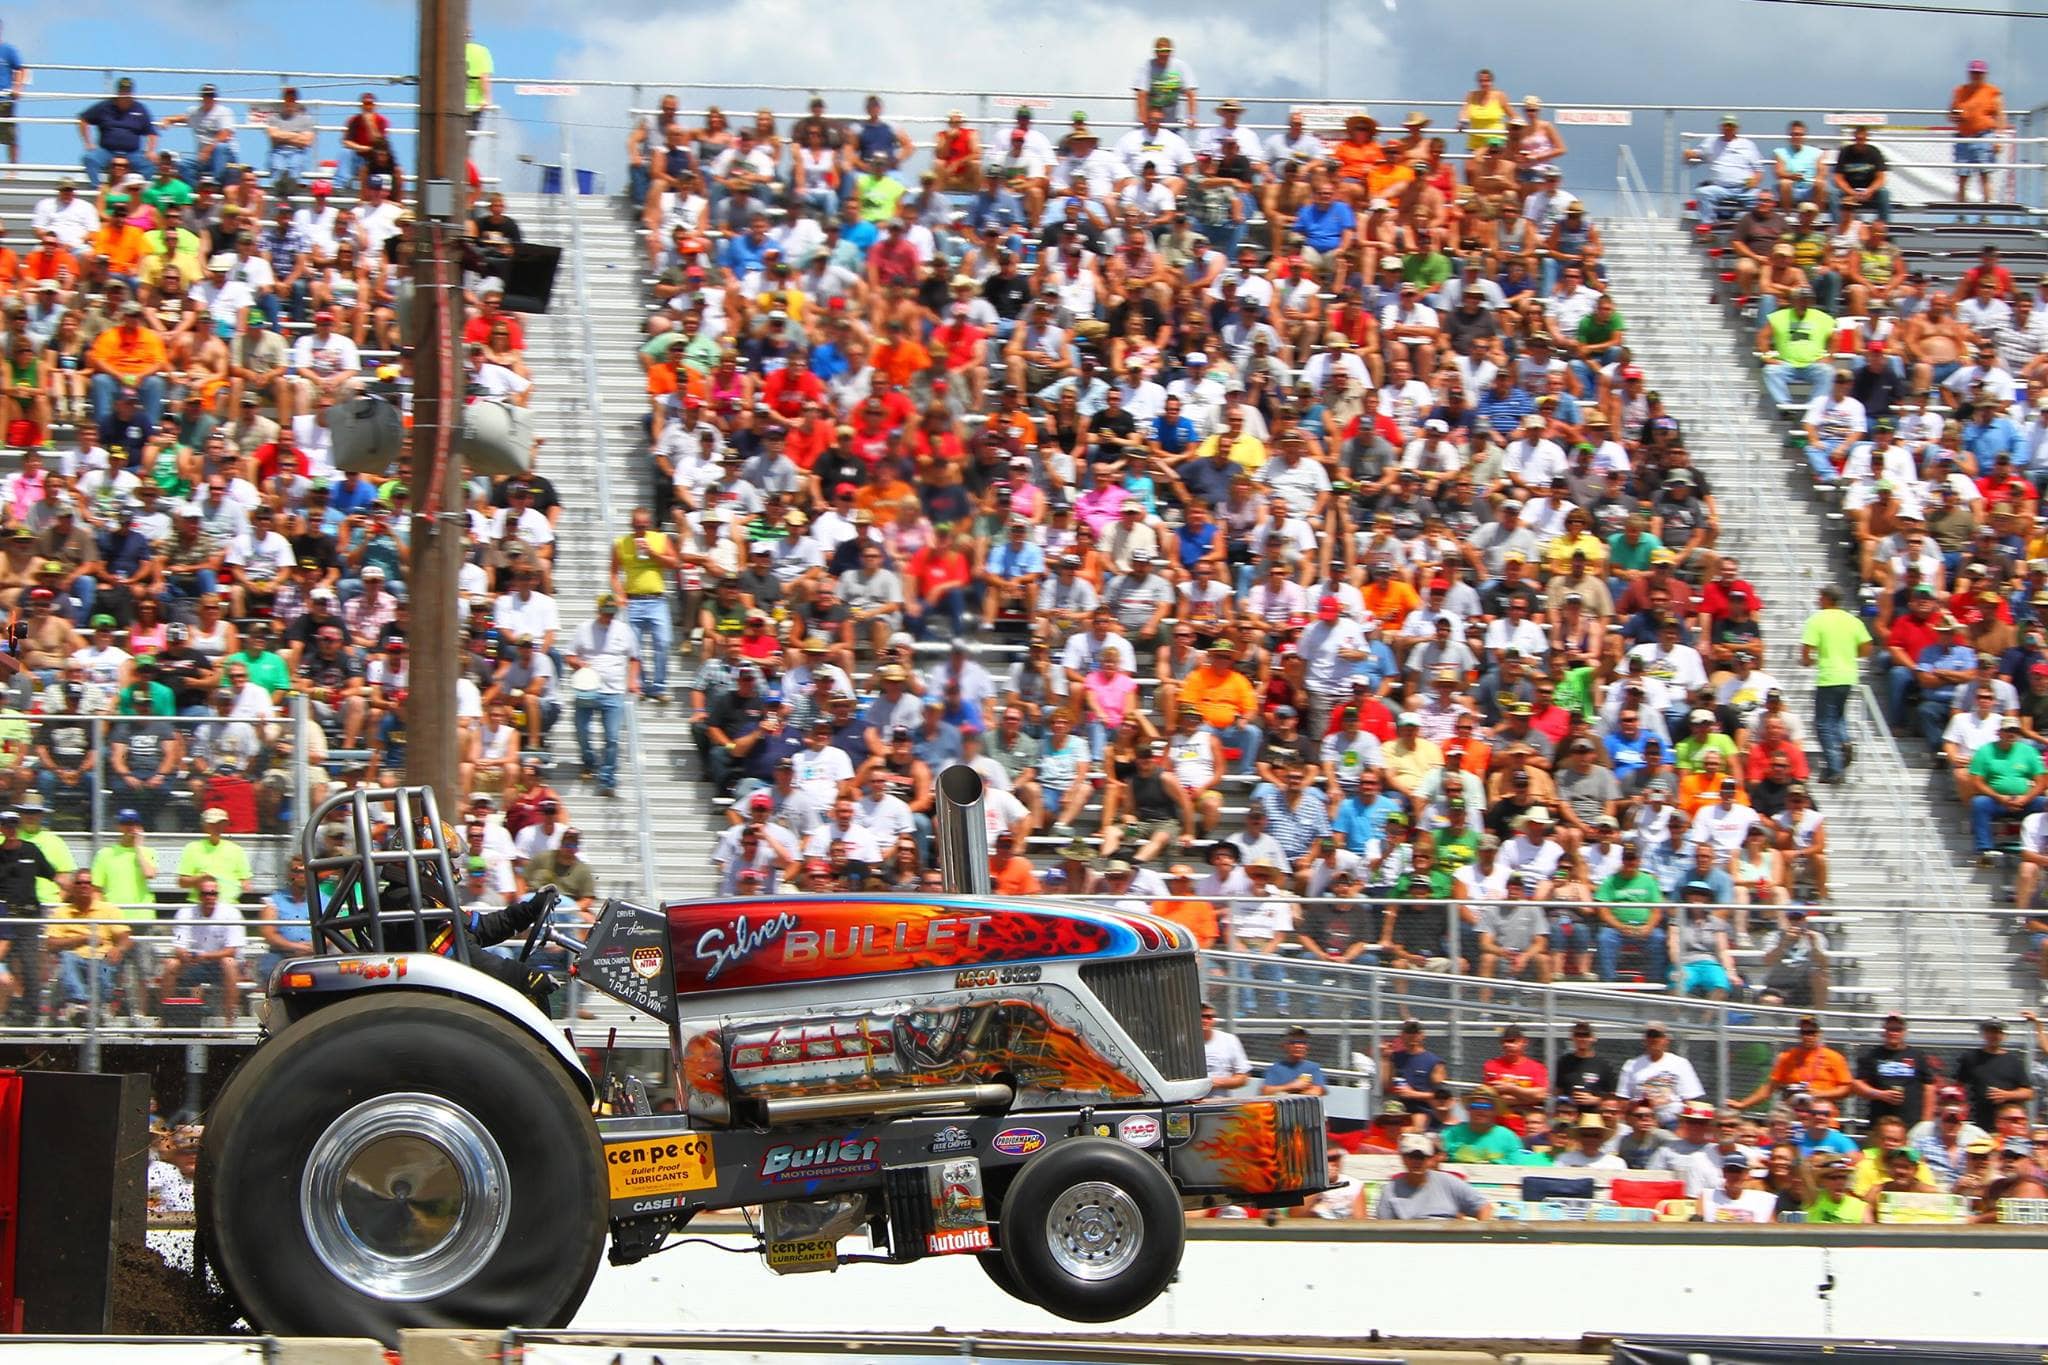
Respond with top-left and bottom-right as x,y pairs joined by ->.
559,121 -> 659,906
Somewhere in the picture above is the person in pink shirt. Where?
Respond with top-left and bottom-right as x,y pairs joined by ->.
1075,480 -> 1128,535
2,448 -> 45,524
1002,456 -> 1045,522
1083,654 -> 1138,757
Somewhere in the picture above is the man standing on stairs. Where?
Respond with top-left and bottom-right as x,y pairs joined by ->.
1949,60 -> 2006,207
612,507 -> 680,706
1800,586 -> 1872,785
566,593 -> 642,800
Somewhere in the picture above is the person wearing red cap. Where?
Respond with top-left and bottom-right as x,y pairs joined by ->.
1295,595 -> 1368,741
1909,1082 -> 1986,1185
1950,59 -> 2006,204
285,306 -> 360,423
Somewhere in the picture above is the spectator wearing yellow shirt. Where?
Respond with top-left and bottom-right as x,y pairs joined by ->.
90,809 -> 158,916
14,796 -> 74,912
1544,510 -> 1607,575
610,506 -> 681,705
45,876 -> 129,1022
1382,712 -> 1443,802
1194,406 -> 1266,473
177,806 -> 253,907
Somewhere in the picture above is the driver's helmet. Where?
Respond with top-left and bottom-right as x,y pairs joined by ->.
377,816 -> 463,860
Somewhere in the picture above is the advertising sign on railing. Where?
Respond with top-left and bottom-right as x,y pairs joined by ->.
1290,104 -> 1374,133
1559,108 -> 1634,126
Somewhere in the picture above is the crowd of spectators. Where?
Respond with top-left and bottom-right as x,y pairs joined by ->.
1679,61 -> 2048,995
1206,1011 -> 2048,1223
0,44 -> 614,1025
639,51 -> 1850,1013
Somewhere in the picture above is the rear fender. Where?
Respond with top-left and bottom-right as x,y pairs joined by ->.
265,953 -> 596,1103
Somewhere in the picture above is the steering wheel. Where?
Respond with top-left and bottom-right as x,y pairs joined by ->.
517,885 -> 561,964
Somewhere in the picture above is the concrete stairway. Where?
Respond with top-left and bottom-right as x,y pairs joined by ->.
1601,214 -> 2025,1015
506,189 -> 724,905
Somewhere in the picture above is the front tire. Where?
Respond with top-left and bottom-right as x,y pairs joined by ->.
197,993 -> 604,1341
996,1137 -> 1183,1323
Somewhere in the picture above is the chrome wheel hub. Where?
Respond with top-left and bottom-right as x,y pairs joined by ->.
301,1093 -> 509,1301
1045,1181 -> 1142,1281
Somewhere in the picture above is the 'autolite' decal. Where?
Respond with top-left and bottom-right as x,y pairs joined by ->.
664,895 -> 1133,992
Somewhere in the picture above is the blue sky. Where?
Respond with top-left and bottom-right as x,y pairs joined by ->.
9,0 -> 2047,199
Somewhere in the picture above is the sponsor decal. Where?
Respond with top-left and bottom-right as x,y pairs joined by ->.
604,1134 -> 716,1200
765,1238 -> 839,1273
336,957 -> 408,979
628,1194 -> 684,1215
630,945 -> 664,980
1164,1111 -> 1193,1141
783,915 -> 995,966
1118,1114 -> 1162,1148
1825,112 -> 1890,127
928,1125 -> 976,1155
991,1127 -> 1046,1157
955,964 -> 1042,988
761,1135 -> 881,1182
694,910 -> 799,984
514,83 -> 580,98
926,1226 -> 993,1254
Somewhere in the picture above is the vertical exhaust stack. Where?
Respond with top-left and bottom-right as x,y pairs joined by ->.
934,763 -> 991,896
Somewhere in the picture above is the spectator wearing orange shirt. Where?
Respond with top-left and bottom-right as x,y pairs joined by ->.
87,300 -> 168,430
89,200 -> 147,280
1731,1015 -> 1854,1110
1949,59 -> 2005,204
870,319 -> 930,389
988,828 -> 1042,896
1360,563 -> 1419,626
1152,864 -> 1218,947
904,525 -> 977,641
1329,116 -> 1385,204
1179,640 -> 1262,774
23,229 -> 77,284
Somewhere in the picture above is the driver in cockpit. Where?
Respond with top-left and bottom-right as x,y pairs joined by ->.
334,818 -> 560,1002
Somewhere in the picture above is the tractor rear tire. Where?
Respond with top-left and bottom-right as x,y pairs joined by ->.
197,992 -> 605,1341
995,1137 -> 1183,1323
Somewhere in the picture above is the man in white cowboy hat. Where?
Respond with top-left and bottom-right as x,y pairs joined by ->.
1500,804 -> 1564,879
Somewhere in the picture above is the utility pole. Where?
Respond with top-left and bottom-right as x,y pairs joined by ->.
405,0 -> 470,808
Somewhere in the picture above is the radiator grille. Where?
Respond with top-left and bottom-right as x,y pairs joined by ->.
1081,956 -> 1205,1083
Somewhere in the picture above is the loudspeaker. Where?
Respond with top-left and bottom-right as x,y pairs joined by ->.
461,399 -> 535,476
328,395 -> 406,476
500,243 -> 561,315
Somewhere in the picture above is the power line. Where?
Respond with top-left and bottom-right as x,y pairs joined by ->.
1745,0 -> 2048,18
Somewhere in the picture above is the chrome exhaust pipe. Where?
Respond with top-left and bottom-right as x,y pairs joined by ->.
759,1083 -> 1014,1125
934,763 -> 991,896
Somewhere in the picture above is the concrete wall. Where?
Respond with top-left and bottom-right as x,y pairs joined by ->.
566,1224 -> 2048,1345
